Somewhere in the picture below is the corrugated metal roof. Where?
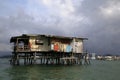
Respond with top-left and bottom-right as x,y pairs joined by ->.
10,34 -> 88,42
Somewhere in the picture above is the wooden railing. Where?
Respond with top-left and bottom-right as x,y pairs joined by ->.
16,45 -> 30,52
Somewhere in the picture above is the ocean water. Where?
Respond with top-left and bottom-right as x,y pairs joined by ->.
0,58 -> 120,80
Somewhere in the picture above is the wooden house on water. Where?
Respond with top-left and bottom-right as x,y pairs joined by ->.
10,34 -> 87,65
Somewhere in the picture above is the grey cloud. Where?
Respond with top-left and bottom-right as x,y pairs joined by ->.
76,0 -> 120,54
0,0 -> 120,55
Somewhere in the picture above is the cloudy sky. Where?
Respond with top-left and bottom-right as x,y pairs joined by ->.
0,0 -> 120,55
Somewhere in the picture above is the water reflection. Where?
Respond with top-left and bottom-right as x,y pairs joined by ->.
8,65 -> 78,80
6,60 -> 120,80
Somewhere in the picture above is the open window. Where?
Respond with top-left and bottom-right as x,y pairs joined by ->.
35,38 -> 44,45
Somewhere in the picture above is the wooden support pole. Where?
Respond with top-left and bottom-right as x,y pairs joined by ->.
33,52 -> 36,64
16,54 -> 19,65
24,53 -> 26,65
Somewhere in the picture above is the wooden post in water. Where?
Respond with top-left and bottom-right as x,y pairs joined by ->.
16,53 -> 19,65
24,53 -> 26,65
33,52 -> 36,64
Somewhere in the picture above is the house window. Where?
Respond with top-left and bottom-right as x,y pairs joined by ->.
36,39 -> 44,45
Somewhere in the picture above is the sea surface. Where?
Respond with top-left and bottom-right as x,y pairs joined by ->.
0,58 -> 120,80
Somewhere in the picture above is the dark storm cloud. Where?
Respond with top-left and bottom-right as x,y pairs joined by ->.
0,0 -> 120,55
76,0 -> 120,54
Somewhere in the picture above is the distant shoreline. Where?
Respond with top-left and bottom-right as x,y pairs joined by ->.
0,55 -> 11,58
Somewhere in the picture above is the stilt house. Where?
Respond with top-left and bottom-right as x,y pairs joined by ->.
10,34 -> 87,65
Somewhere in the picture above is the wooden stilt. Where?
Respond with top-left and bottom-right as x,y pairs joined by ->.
16,54 -> 19,65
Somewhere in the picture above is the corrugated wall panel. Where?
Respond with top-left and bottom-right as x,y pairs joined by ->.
71,39 -> 83,53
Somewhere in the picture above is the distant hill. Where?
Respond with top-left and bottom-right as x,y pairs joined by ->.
0,51 -> 11,58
